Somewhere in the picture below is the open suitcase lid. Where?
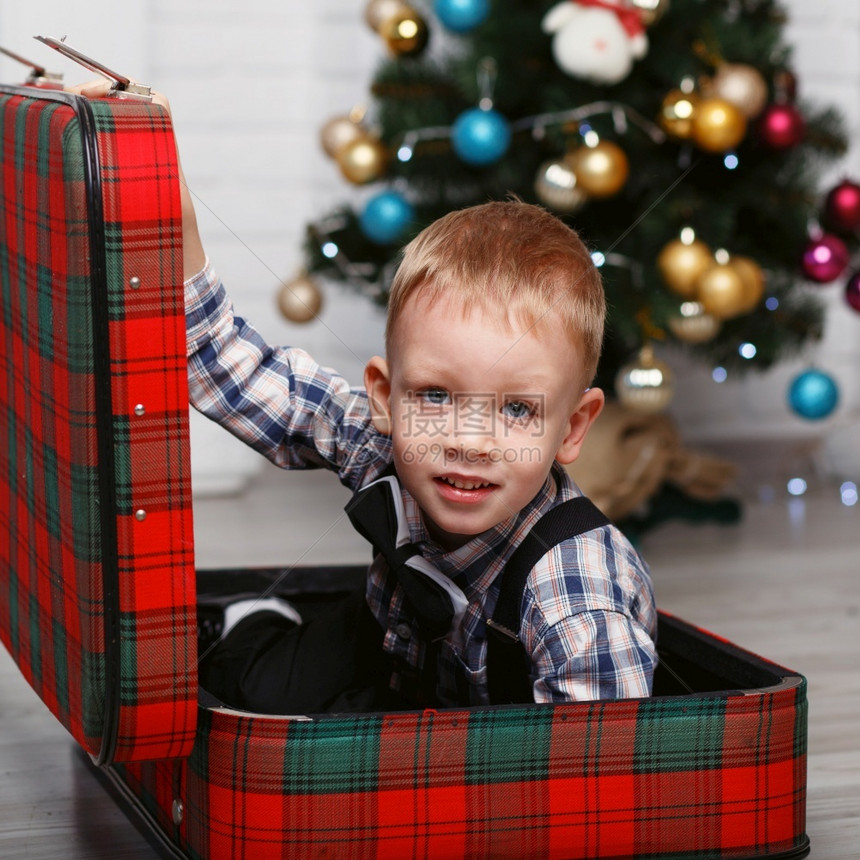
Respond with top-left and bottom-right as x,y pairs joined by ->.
0,74 -> 197,765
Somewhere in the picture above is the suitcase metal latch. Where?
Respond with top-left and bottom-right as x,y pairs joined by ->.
33,35 -> 152,101
0,44 -> 64,88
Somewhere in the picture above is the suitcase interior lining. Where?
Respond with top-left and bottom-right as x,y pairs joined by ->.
195,565 -> 788,714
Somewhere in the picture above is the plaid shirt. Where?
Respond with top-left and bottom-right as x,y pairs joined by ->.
186,263 -> 657,706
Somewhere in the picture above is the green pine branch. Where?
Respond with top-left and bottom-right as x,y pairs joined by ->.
304,0 -> 854,386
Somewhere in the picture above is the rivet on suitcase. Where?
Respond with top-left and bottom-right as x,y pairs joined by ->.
0,50 -> 809,859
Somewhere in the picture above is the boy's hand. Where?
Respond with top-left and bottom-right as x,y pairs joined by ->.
66,79 -> 207,282
66,78 -> 169,112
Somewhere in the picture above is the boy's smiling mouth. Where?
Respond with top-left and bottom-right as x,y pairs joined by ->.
434,474 -> 498,503
438,476 -> 494,490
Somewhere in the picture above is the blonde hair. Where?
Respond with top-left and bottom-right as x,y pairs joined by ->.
386,200 -> 606,384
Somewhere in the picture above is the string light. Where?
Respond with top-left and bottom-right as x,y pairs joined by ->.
583,129 -> 601,148
392,100 -> 667,159
787,478 -> 807,496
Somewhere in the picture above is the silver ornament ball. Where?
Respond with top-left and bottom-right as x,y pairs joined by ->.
534,157 -> 589,213
278,273 -> 323,324
615,345 -> 675,413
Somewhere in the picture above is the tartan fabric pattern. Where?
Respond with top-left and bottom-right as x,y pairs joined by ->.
0,88 -> 196,763
112,613 -> 807,859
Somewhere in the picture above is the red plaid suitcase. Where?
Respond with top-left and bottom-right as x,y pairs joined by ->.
0,81 -> 810,859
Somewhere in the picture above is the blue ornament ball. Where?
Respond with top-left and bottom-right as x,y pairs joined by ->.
787,369 -> 839,420
359,190 -> 415,245
434,0 -> 490,33
451,107 -> 511,166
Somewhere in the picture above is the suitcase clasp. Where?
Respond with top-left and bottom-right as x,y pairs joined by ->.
0,44 -> 64,88
33,35 -> 152,101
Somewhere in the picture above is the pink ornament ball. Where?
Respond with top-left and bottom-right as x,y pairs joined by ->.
802,234 -> 850,283
846,271 -> 860,313
824,180 -> 860,233
758,103 -> 805,149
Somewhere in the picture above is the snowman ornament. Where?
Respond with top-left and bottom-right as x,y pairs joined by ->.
542,0 -> 648,86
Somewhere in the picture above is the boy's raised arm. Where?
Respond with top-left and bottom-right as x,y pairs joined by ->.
67,79 -> 207,281
66,79 -> 384,488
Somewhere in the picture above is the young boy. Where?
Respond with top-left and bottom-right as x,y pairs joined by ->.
73,81 -> 657,714
188,198 -> 658,712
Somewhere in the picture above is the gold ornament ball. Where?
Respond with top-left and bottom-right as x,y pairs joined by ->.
534,157 -> 590,213
691,97 -> 747,153
657,237 -> 713,298
730,255 -> 766,313
278,274 -> 323,324
569,141 -> 629,198
667,301 -> 721,344
320,115 -> 364,159
705,63 -> 769,119
364,0 -> 409,31
336,136 -> 388,184
615,345 -> 675,414
659,89 -> 700,140
380,7 -> 429,57
695,262 -> 748,320
630,0 -> 671,27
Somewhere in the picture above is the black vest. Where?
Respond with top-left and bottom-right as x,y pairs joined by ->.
486,496 -> 610,704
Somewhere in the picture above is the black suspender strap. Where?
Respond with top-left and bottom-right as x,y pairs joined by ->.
486,496 -> 610,705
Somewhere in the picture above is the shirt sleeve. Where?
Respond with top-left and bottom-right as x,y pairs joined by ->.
184,262 -> 391,489
530,609 -> 657,702
520,525 -> 658,703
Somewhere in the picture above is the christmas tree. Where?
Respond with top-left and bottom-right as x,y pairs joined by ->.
291,0 -> 855,413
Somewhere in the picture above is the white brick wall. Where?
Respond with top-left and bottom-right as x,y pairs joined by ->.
2,0 -> 859,490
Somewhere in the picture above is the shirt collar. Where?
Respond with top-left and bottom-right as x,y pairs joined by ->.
401,463 -> 573,586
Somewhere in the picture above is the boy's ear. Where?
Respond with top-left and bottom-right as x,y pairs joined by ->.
364,356 -> 393,435
555,387 -> 605,465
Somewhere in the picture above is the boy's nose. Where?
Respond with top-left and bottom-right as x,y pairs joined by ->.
444,436 -> 494,466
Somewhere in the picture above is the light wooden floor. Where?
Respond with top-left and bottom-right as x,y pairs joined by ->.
1,462 -> 858,858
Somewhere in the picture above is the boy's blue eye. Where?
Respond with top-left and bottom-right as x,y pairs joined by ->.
501,401 -> 534,421
417,388 -> 451,405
